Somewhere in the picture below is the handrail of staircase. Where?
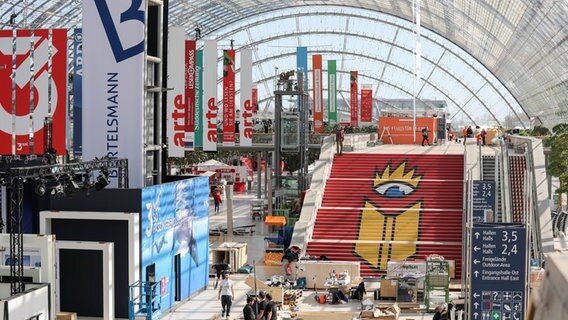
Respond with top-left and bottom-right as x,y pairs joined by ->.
290,135 -> 334,253
499,138 -> 512,222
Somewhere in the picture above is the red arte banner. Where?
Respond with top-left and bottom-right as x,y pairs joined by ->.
0,30 -> 13,154
166,27 -> 185,157
312,55 -> 323,132
0,29 -> 66,156
360,86 -> 373,123
252,87 -> 258,113
350,71 -> 359,127
239,49 -> 253,147
222,50 -> 235,146
184,39 -> 196,150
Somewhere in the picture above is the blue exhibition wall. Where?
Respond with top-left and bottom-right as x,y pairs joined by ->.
141,177 -> 209,311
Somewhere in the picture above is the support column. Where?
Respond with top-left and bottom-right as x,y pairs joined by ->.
226,182 -> 234,242
257,152 -> 262,199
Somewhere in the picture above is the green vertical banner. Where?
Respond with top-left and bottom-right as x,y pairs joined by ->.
327,60 -> 337,126
195,50 -> 203,147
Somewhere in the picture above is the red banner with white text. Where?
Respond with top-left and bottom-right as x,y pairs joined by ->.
252,87 -> 258,113
360,86 -> 373,123
184,39 -> 196,150
222,50 -> 235,146
312,54 -> 323,132
350,71 -> 358,127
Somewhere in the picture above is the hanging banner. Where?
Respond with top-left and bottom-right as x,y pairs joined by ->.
0,29 -> 67,156
166,27 -> 185,157
202,40 -> 217,152
222,49 -> 235,146
184,39 -> 196,151
327,60 -> 337,126
251,86 -> 258,113
195,49 -> 203,148
239,49 -> 253,147
83,0 -> 145,188
360,85 -> 373,123
73,28 -> 83,157
296,47 -> 308,110
350,71 -> 359,127
312,54 -> 323,133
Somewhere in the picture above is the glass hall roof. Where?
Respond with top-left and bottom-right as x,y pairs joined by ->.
1,0 -> 566,128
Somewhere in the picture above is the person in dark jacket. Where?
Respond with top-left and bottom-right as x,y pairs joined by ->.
243,296 -> 256,320
264,293 -> 278,320
255,291 -> 267,320
421,127 -> 431,146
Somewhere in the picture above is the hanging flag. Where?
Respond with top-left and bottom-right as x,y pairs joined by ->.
312,54 -> 323,132
350,71 -> 359,127
327,60 -> 337,126
184,39 -> 196,150
240,49 -> 253,146
166,27 -> 185,157
14,29 -> 32,155
73,28 -> 83,157
203,40 -> 218,152
252,86 -> 258,113
296,47 -> 308,110
222,49 -> 235,146
195,49 -> 203,148
361,85 -> 373,123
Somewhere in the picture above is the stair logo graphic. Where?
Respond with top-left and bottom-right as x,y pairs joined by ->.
354,161 -> 423,270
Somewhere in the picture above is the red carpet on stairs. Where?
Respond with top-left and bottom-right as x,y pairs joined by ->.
306,153 -> 464,278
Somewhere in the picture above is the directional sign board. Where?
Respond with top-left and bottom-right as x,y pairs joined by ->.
472,181 -> 496,222
470,224 -> 527,320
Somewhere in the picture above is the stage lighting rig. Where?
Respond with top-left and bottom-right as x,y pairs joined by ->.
94,169 -> 110,191
34,179 -> 46,196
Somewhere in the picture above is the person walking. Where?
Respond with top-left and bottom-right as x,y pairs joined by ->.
421,127 -> 431,146
243,296 -> 256,320
335,124 -> 345,155
213,261 -> 230,289
213,189 -> 222,214
218,272 -> 235,319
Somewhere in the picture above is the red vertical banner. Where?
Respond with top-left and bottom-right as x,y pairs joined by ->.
312,54 -> 323,132
222,50 -> 235,146
15,29 -> 31,155
350,71 -> 358,127
184,39 -> 196,150
0,30 -> 13,154
252,86 -> 258,113
32,29 -> 49,155
49,29 -> 67,156
360,86 -> 373,123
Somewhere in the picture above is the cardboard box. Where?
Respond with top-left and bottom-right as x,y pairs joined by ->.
360,303 -> 400,320
56,312 -> 77,320
380,279 -> 397,298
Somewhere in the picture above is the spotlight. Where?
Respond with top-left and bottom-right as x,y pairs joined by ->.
50,183 -> 65,198
34,179 -> 46,196
94,170 -> 109,191
65,179 -> 80,196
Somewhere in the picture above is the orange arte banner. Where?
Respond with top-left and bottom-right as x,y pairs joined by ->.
312,55 -> 323,132
378,116 -> 438,144
350,71 -> 358,127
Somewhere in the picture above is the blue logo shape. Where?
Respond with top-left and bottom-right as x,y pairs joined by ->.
95,0 -> 145,63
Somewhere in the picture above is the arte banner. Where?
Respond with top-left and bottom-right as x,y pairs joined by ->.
195,49 -> 203,148
296,47 -> 307,110
251,86 -> 258,113
222,50 -> 235,146
202,40 -> 217,152
83,0 -> 145,188
184,39 -> 196,151
239,49 -> 253,147
73,28 -> 83,157
350,71 -> 359,127
0,28 -> 67,156
166,27 -> 185,157
327,60 -> 337,126
360,85 -> 373,123
312,54 -> 323,132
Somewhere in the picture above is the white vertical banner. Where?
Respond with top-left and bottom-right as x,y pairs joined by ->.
202,40 -> 218,152
239,49 -> 253,147
83,0 -> 146,188
166,27 -> 185,157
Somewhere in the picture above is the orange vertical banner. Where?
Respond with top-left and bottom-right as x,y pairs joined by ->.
312,55 -> 323,132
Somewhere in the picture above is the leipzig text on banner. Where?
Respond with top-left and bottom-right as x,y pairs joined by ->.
239,49 -> 253,147
166,27 -> 185,157
0,28 -> 67,156
360,86 -> 373,123
184,39 -> 196,151
350,71 -> 359,127
202,40 -> 218,152
83,0 -> 145,188
73,28 -> 83,157
222,50 -> 235,146
195,49 -> 203,148
312,54 -> 323,133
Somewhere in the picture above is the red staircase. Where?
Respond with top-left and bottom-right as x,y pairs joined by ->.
306,153 -> 464,278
